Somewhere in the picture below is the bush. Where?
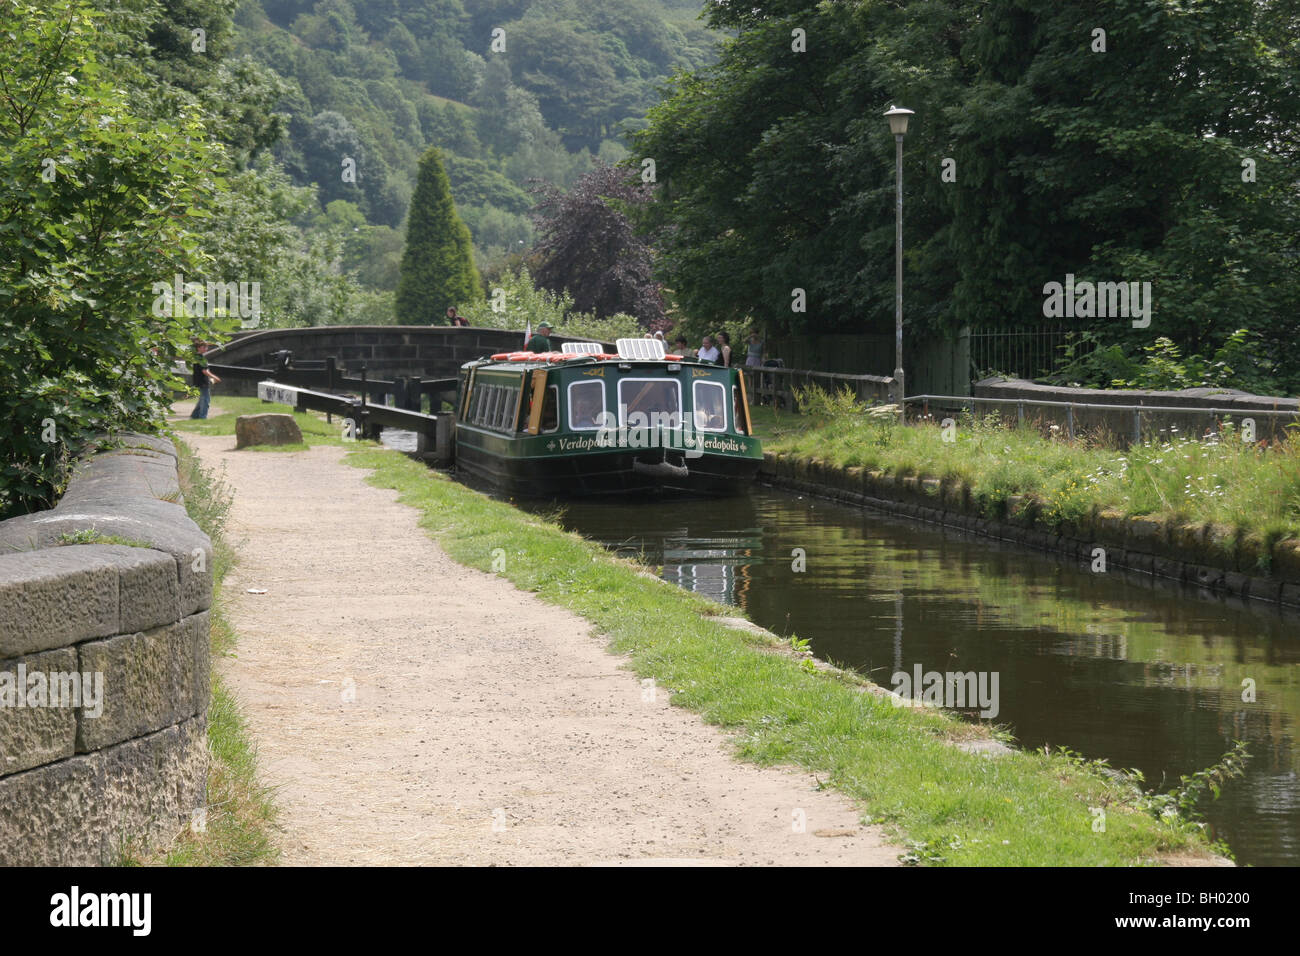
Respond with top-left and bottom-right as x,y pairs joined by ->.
0,1 -> 225,517
455,266 -> 642,342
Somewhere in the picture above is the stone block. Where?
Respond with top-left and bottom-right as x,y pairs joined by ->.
1271,540 -> 1300,582
235,413 -> 304,449
1236,534 -> 1266,574
75,623 -> 190,751
0,548 -> 118,657
1126,516 -> 1165,552
1222,572 -> 1249,598
0,717 -> 207,865
0,647 -> 78,777
84,433 -> 177,460
1203,524 -> 1236,570
0,507 -> 210,619
1173,523 -> 1208,563
60,454 -> 180,505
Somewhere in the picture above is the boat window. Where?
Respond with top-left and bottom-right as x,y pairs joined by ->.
482,386 -> 500,427
474,386 -> 488,426
568,380 -> 605,431
693,380 -> 727,432
618,378 -> 681,429
733,385 -> 748,435
473,386 -> 490,425
496,387 -> 517,431
541,385 -> 559,433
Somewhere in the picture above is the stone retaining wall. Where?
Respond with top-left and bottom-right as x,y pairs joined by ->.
971,377 -> 1300,444
0,433 -> 210,865
759,453 -> 1300,611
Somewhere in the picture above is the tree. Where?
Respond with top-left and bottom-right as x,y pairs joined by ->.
530,162 -> 664,327
0,0 -> 225,517
395,147 -> 480,324
633,0 -> 1300,389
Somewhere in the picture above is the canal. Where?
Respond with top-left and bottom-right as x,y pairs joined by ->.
382,429 -> 1298,864
523,486 -> 1299,867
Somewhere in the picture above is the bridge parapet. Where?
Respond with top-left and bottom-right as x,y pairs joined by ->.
214,325 -> 600,393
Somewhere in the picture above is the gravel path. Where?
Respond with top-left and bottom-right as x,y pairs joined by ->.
187,433 -> 898,866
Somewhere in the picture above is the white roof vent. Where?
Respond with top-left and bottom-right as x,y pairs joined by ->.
562,341 -> 603,354
616,338 -> 666,361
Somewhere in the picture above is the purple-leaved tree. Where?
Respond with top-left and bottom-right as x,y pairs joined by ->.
528,162 -> 666,330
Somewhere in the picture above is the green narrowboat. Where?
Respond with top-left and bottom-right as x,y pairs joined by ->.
455,339 -> 763,496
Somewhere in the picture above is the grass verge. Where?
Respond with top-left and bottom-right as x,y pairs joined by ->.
125,433 -> 279,865
751,392 -> 1300,554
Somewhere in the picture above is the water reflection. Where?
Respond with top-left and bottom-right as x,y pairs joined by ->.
515,486 -> 1300,866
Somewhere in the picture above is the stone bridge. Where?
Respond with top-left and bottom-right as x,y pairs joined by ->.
213,325 -> 599,386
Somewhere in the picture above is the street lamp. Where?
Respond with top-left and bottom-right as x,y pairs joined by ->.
884,105 -> 913,424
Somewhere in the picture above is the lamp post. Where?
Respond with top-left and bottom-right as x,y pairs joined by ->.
884,106 -> 913,424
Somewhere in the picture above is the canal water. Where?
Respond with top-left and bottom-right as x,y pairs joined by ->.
381,430 -> 1298,864
523,487 -> 1299,867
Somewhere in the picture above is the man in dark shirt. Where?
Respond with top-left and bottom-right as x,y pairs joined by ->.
527,321 -> 554,353
190,342 -> 221,419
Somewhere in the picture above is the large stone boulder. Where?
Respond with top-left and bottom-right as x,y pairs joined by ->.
235,413 -> 303,449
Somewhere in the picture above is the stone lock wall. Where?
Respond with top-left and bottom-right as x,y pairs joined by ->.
0,434 -> 210,865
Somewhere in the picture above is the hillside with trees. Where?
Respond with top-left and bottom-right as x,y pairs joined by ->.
229,0 -> 719,316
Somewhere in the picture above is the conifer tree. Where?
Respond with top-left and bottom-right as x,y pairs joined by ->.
395,147 -> 480,324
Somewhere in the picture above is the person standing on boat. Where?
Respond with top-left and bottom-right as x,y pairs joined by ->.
528,321 -> 554,353
673,335 -> 694,359
697,335 -> 720,364
717,331 -> 733,367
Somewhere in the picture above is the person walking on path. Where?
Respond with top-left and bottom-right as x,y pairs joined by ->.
744,330 -> 764,367
190,341 -> 220,419
447,306 -> 469,327
527,321 -> 554,353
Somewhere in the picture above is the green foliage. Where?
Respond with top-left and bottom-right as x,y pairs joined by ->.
634,0 -> 1300,392
455,266 -> 642,341
1054,329 -> 1278,395
395,147 -> 481,324
0,0 -> 226,517
231,0 -> 716,277
1136,742 -> 1251,828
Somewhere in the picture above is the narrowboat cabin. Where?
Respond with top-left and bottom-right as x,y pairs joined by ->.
455,339 -> 762,497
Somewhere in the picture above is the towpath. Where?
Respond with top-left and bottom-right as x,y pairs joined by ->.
184,425 -> 897,865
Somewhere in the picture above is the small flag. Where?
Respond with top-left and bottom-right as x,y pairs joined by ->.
524,320 -> 531,346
